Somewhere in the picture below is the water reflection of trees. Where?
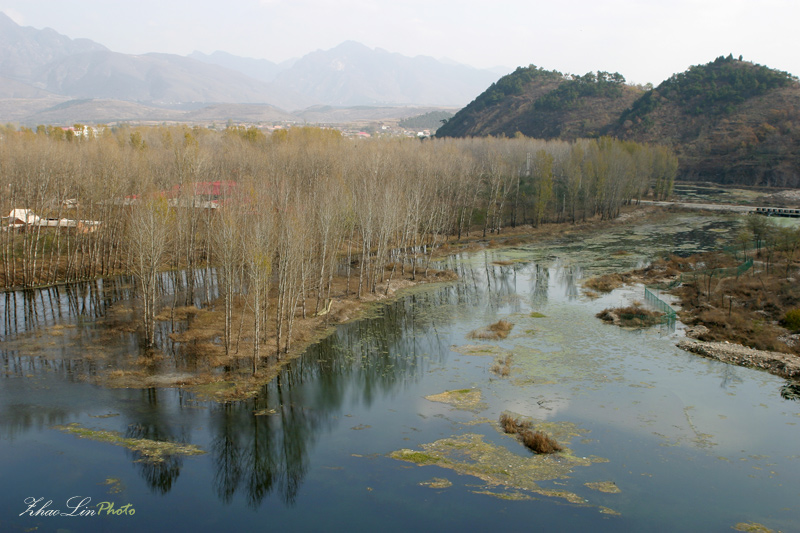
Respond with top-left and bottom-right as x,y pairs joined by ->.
0,270 -> 217,341
530,263 -> 550,307
0,402 -> 72,440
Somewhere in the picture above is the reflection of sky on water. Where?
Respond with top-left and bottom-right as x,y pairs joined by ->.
1,212 -> 798,532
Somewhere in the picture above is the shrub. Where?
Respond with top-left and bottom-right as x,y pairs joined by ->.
520,430 -> 563,454
782,309 -> 800,331
499,413 -> 531,434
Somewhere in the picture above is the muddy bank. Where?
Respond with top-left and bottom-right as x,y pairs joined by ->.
677,338 -> 800,380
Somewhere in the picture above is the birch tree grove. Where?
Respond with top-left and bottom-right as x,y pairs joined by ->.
0,124 -> 678,362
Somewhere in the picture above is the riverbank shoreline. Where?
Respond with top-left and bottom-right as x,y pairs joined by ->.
677,338 -> 800,380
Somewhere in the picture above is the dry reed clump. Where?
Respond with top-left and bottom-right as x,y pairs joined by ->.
520,430 -> 563,454
597,304 -> 663,328
499,413 -> 531,434
583,273 -> 625,293
469,320 -> 514,340
490,354 -> 513,377
499,414 -> 562,454
492,260 -> 515,266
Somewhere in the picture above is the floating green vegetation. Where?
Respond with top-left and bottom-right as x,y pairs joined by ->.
100,478 -> 125,494
733,522 -> 774,533
419,477 -> 452,489
425,389 -> 486,411
584,481 -> 621,493
389,431 -> 604,506
472,490 -> 536,501
529,312 -> 547,318
56,423 -> 205,463
599,507 -> 622,516
450,344 -> 509,357
391,450 -> 444,465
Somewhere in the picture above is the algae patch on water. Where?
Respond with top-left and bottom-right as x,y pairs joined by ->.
56,423 -> 205,463
584,481 -> 621,493
451,344 -> 510,357
389,432 -> 600,506
732,522 -> 774,532
100,477 -> 125,494
426,389 -> 486,411
420,477 -> 452,489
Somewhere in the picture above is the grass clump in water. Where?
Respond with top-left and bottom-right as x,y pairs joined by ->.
520,430 -> 563,454
490,354 -> 513,377
597,304 -> 663,328
499,414 -> 562,454
583,273 -> 625,293
468,320 -> 514,340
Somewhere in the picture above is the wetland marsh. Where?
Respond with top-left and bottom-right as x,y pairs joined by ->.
1,212 -> 798,532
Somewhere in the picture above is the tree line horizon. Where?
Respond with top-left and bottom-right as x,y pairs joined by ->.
0,124 -> 677,360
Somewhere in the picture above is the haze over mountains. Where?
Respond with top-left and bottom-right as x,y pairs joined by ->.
0,12 -> 500,124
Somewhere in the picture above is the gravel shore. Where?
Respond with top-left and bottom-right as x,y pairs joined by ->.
677,339 -> 800,380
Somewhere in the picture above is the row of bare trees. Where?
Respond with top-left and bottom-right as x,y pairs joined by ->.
0,124 -> 677,361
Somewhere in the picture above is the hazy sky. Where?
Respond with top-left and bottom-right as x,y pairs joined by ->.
1,0 -> 798,85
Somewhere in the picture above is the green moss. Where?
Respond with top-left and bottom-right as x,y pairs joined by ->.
529,312 -> 547,318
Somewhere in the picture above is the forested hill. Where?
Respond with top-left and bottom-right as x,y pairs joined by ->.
435,65 -> 643,140
613,56 -> 800,186
438,56 -> 800,187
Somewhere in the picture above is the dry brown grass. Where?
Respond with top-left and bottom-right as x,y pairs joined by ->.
674,267 -> 800,354
492,260 -> 515,266
490,354 -> 513,377
583,273 -> 625,293
499,413 -> 532,434
520,430 -> 563,454
597,304 -> 664,328
468,319 -> 514,340
499,414 -> 562,454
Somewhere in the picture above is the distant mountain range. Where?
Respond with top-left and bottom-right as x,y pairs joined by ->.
437,57 -> 800,187
0,11 -> 501,123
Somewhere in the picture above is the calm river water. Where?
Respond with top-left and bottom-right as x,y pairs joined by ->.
1,213 -> 798,532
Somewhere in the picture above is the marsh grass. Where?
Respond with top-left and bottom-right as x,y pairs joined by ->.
499,414 -> 562,454
469,320 -> 514,340
520,430 -> 563,454
583,273 -> 625,293
597,305 -> 664,328
490,354 -> 513,377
